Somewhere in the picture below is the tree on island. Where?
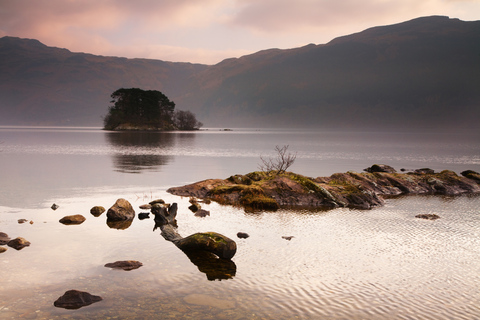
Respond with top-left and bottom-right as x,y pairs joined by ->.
103,88 -> 202,131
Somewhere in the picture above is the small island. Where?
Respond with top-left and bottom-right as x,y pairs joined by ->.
103,88 -> 203,131
167,165 -> 480,211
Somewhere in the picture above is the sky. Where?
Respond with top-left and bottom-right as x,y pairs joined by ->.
0,0 -> 479,64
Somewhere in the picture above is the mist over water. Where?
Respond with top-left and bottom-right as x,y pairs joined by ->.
0,127 -> 479,319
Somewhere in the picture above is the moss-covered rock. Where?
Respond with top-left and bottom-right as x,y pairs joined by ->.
167,165 -> 480,211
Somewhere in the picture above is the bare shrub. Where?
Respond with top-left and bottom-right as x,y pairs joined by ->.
259,145 -> 297,174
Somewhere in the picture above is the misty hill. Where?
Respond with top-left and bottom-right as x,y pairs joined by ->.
1,16 -> 479,130
0,37 -> 207,125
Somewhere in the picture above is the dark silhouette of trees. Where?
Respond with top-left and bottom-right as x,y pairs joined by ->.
173,110 -> 203,130
103,88 -> 176,130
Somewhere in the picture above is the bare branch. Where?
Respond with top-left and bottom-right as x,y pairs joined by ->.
258,145 -> 297,174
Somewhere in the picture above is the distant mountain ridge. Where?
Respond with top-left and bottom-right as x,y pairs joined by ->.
1,16 -> 479,130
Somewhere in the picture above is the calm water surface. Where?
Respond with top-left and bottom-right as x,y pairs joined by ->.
0,127 -> 479,319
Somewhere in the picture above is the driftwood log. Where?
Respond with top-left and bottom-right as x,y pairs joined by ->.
152,203 -> 237,261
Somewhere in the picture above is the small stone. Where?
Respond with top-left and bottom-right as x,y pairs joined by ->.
53,290 -> 102,309
51,203 -> 59,210
415,214 -> 440,220
59,214 -> 86,225
237,232 -> 249,239
104,260 -> 143,271
18,219 -> 28,224
0,246 -> 7,253
139,204 -> 152,210
138,212 -> 150,220
194,209 -> 210,217
7,237 -> 31,250
0,232 -> 11,245
282,236 -> 294,240
90,206 -> 105,217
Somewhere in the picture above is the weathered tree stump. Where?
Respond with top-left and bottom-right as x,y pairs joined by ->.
152,203 -> 237,260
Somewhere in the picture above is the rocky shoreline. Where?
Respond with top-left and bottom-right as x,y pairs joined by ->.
167,165 -> 480,211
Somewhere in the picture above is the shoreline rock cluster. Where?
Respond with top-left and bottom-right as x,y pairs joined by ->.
167,165 -> 480,211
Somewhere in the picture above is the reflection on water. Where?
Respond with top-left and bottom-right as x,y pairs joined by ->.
106,131 -> 181,174
1,127 -> 480,319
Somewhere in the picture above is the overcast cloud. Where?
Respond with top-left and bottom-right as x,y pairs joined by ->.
0,0 -> 478,64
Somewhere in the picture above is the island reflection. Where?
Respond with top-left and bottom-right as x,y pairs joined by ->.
105,131 -> 183,173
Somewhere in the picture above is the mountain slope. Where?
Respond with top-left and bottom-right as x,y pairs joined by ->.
177,16 -> 480,130
1,16 -> 479,130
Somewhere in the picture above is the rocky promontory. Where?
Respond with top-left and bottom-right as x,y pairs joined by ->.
167,165 -> 480,211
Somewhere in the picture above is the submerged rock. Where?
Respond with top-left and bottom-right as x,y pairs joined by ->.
104,260 -> 143,271
107,198 -> 135,221
194,209 -> 210,217
184,294 -> 235,309
59,214 -> 86,225
90,206 -> 105,217
415,214 -> 440,220
53,290 -> 102,309
7,237 -> 30,250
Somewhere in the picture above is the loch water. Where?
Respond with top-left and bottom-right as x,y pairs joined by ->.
0,126 -> 479,319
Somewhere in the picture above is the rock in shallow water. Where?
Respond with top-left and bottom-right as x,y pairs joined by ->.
104,260 -> 143,271
0,232 -> 11,245
59,214 -> 86,225
53,290 -> 102,309
415,214 -> 440,220
7,237 -> 30,250
107,198 -> 135,221
90,206 -> 105,217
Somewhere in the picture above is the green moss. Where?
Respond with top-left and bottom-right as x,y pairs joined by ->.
287,173 -> 322,193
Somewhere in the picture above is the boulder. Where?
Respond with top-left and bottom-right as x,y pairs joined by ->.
59,215 -> 86,225
0,232 -> 11,245
176,232 -> 237,260
53,290 -> 102,309
104,260 -> 143,271
90,206 -> 105,217
461,170 -> 480,183
7,237 -> 30,250
107,198 -> 135,221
